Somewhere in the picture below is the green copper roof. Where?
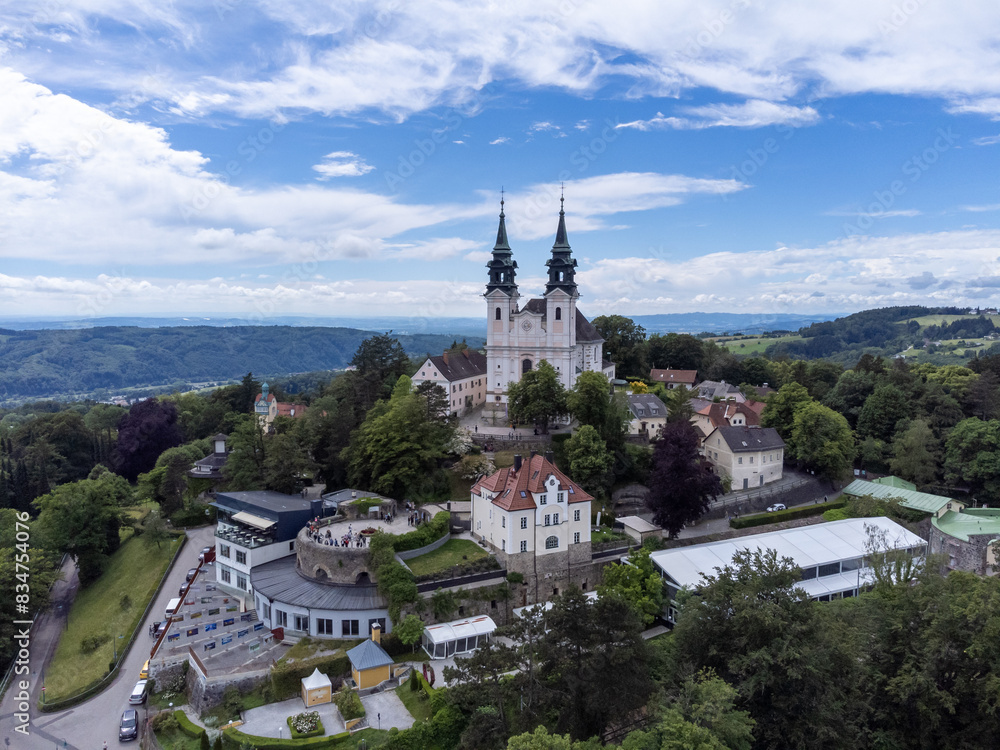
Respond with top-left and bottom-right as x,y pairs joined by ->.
933,508 -> 1000,542
872,475 -> 916,490
842,478 -> 957,514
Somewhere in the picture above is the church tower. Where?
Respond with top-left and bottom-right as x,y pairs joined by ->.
543,194 -> 579,388
485,199 -> 519,420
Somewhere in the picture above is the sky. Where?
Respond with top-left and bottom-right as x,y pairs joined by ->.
3,1 -> 1000,323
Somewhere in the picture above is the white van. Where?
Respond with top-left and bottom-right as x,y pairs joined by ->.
165,597 -> 181,618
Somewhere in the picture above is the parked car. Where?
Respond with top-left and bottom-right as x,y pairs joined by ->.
199,546 -> 216,563
139,659 -> 149,679
128,679 -> 148,705
119,708 -> 139,741
185,568 -> 198,582
179,583 -> 189,597
766,503 -> 787,512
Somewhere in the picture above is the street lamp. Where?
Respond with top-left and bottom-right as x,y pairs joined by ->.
112,633 -> 124,662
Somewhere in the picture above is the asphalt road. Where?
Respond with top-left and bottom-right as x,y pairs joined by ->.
0,525 -> 215,749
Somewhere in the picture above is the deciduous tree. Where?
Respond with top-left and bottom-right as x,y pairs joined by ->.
112,399 -> 183,482
507,361 -> 568,434
646,421 -> 722,538
791,401 -> 855,482
564,425 -> 613,497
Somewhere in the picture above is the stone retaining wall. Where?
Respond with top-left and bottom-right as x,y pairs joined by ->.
296,527 -> 376,585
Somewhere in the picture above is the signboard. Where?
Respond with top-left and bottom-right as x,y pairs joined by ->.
167,633 -> 180,642
223,618 -> 235,626
204,641 -> 216,651
237,628 -> 249,638
205,622 -> 217,632
221,635 -> 232,645
248,640 -> 260,653
186,627 -> 199,637
253,622 -> 264,632
208,607 -> 220,616
240,613 -> 253,622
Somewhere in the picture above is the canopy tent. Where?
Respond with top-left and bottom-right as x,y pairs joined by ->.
422,615 -> 496,660
301,667 -> 332,707
231,511 -> 276,530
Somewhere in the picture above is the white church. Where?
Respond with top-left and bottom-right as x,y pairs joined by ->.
484,197 -> 615,419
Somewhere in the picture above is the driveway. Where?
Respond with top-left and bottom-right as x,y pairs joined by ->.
0,525 -> 215,750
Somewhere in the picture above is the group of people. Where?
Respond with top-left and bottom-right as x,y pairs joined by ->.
308,525 -> 369,548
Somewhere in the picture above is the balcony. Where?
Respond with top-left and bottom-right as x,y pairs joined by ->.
215,524 -> 274,549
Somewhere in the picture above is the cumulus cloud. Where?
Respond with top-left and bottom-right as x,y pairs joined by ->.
312,151 -> 375,179
489,136 -> 510,145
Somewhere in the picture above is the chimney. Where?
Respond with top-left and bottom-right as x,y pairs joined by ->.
513,454 -> 522,472
462,348 -> 470,359
529,450 -> 537,460
544,450 -> 554,464
442,351 -> 449,365
371,622 -> 381,644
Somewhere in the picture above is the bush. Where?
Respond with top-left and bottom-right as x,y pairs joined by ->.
79,633 -> 111,654
334,684 -> 365,720
392,512 -> 450,552
174,710 -> 206,739
506,571 -> 524,584
730,500 -> 847,529
271,654 -> 351,700
151,711 -> 178,732
169,502 -> 216,527
287,711 -> 324,738
222,727 -> 349,749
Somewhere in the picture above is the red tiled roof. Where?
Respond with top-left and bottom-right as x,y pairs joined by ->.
276,402 -> 308,418
474,454 -> 593,512
649,368 -> 697,384
702,402 -> 760,428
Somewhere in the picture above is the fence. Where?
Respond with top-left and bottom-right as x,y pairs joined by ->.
415,568 -> 508,593
704,476 -> 825,520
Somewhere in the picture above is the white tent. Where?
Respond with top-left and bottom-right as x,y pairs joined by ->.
300,667 -> 332,707
422,615 -> 496,659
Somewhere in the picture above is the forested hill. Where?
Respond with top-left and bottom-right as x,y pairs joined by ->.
0,326 -> 482,403
766,305 -> 984,363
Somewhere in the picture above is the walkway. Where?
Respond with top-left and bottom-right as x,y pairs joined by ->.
238,688 -> 413,738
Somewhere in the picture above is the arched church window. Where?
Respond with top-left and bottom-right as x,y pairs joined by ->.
495,307 -> 502,321
522,359 -> 532,374
555,307 -> 562,321
545,536 -> 558,549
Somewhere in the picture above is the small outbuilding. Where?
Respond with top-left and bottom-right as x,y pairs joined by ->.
347,624 -> 394,690
301,667 -> 332,707
421,615 -> 496,660
619,516 -> 661,544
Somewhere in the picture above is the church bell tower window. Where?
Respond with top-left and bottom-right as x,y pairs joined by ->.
555,307 -> 562,320
495,307 -> 502,320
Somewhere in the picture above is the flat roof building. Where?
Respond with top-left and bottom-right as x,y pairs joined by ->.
649,517 -> 926,623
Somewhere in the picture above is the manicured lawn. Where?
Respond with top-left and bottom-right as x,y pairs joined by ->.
396,680 -> 433,722
44,533 -> 184,702
404,539 -> 489,577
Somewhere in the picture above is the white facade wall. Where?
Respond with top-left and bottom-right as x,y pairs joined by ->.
703,433 -> 784,489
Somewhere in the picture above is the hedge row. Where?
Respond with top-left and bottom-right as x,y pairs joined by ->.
730,500 -> 847,529
271,653 -> 351,700
392,512 -> 450,552
222,727 -> 349,749
174,710 -> 206,738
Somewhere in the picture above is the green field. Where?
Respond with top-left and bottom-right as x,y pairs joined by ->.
908,314 -> 989,326
404,539 -> 489,577
396,678 -> 434,722
715,334 -> 802,355
44,533 -> 183,702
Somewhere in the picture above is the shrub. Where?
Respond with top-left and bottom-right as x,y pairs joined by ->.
506,571 -> 524,584
151,711 -> 178,732
288,711 -> 324,739
79,633 -> 110,654
271,654 -> 351,700
334,684 -> 365,720
220,686 -> 242,720
392,512 -> 450,552
730,500 -> 847,529
169,502 -> 216,527
174,710 -> 205,739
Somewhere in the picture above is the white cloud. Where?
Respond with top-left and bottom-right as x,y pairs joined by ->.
972,134 -> 1000,146
577,229 -> 1000,315
489,136 -> 510,145
312,151 -> 375,179
8,2 -> 999,122
961,203 -> 1000,212
618,100 -> 821,131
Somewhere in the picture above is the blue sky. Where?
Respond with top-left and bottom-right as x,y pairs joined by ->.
3,1 -> 1000,321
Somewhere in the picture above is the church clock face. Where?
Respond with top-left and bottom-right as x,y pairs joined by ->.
521,319 -> 533,332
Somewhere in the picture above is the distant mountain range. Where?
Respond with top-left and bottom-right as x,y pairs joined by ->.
0,325 -> 483,405
0,311 -> 838,337
629,312 -> 842,334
